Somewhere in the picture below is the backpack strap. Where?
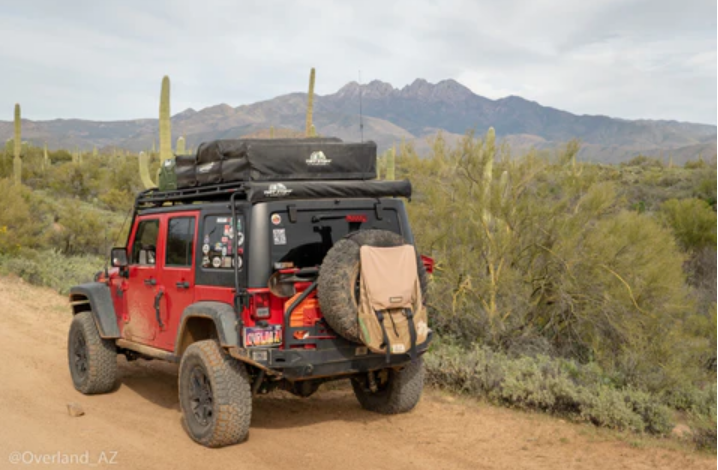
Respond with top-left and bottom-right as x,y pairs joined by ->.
404,308 -> 418,360
375,310 -> 392,364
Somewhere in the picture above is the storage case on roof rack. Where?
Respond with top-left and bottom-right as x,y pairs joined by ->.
177,138 -> 377,188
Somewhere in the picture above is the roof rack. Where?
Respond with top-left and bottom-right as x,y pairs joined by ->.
135,181 -> 247,209
134,178 -> 413,210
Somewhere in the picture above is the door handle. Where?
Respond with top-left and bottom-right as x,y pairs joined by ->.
144,278 -> 156,286
154,289 -> 165,330
176,281 -> 190,289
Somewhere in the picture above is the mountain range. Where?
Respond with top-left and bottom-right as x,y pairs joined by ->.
1,79 -> 715,163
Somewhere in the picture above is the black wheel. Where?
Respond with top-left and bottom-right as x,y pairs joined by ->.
67,311 -> 118,394
179,340 -> 252,447
317,229 -> 428,342
351,357 -> 425,414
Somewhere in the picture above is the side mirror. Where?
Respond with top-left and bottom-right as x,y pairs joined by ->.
111,247 -> 129,268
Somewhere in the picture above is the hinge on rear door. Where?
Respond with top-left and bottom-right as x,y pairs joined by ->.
287,204 -> 298,223
374,201 -> 383,220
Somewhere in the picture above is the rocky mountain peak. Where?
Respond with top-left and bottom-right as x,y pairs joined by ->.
335,80 -> 396,99
399,78 -> 474,101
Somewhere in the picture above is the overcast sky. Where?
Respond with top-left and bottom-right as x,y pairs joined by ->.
1,0 -> 715,124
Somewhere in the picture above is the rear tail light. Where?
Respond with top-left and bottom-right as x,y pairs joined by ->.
421,254 -> 435,274
253,292 -> 271,319
346,214 -> 367,223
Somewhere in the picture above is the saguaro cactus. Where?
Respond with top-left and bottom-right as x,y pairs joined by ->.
270,126 -> 275,139
92,146 -> 98,157
43,143 -> 49,169
138,151 -> 156,189
305,68 -> 315,137
159,75 -> 172,164
139,76 -> 172,189
386,145 -> 396,181
481,127 -> 496,225
13,104 -> 21,185
176,135 -> 186,155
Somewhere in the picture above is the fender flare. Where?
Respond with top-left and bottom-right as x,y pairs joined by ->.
69,283 -> 120,338
174,301 -> 240,353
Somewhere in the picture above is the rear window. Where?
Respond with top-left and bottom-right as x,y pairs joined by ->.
269,208 -> 402,268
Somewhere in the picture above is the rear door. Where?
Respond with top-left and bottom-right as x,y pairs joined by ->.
155,212 -> 198,351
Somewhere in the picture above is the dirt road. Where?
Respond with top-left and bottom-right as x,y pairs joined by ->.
0,276 -> 713,470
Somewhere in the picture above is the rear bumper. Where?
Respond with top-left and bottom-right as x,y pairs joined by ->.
230,331 -> 432,380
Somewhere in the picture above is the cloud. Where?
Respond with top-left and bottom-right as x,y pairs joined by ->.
0,0 -> 714,124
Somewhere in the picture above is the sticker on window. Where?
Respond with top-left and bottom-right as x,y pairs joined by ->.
273,229 -> 287,245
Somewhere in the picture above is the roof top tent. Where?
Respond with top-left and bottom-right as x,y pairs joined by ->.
136,137 -> 412,210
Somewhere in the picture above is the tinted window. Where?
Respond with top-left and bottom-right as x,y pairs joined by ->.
131,219 -> 159,265
200,215 -> 245,270
166,217 -> 195,267
270,208 -> 401,268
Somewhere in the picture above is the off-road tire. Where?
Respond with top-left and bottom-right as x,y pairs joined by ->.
351,357 -> 425,414
67,311 -> 118,394
178,340 -> 252,448
317,229 -> 428,342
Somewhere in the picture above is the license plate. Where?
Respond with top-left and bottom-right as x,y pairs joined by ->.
243,325 -> 282,348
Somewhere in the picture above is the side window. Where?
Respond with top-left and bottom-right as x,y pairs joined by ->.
200,215 -> 244,270
131,219 -> 160,265
166,217 -> 196,267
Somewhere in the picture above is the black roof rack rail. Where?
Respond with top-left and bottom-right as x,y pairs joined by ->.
135,181 -> 247,208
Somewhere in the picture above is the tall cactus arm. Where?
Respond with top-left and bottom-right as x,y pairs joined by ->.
176,135 -> 186,155
305,68 -> 315,137
139,151 -> 156,189
386,145 -> 396,181
13,103 -> 22,185
159,75 -> 172,164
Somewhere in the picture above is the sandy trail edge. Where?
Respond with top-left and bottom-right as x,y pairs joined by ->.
0,276 -> 713,470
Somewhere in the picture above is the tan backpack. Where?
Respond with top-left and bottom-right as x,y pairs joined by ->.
357,245 -> 428,362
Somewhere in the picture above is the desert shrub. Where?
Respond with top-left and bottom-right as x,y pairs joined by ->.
425,341 -> 674,435
684,158 -> 709,170
48,203 -> 124,256
0,178 -> 48,254
49,149 -> 72,163
0,249 -> 103,294
686,383 -> 717,450
659,198 -> 717,251
401,132 -> 697,390
623,155 -> 664,169
99,188 -> 134,212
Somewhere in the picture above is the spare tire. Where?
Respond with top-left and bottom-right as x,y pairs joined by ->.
317,230 -> 428,343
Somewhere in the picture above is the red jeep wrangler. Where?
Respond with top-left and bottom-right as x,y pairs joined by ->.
67,139 -> 432,447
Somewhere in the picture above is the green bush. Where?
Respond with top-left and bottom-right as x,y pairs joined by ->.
401,132 -> 705,394
425,341 -> 675,435
659,198 -> 717,251
687,383 -> 717,450
0,249 -> 103,294
0,178 -> 47,254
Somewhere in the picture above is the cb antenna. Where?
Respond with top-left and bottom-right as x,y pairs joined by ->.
358,70 -> 364,142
